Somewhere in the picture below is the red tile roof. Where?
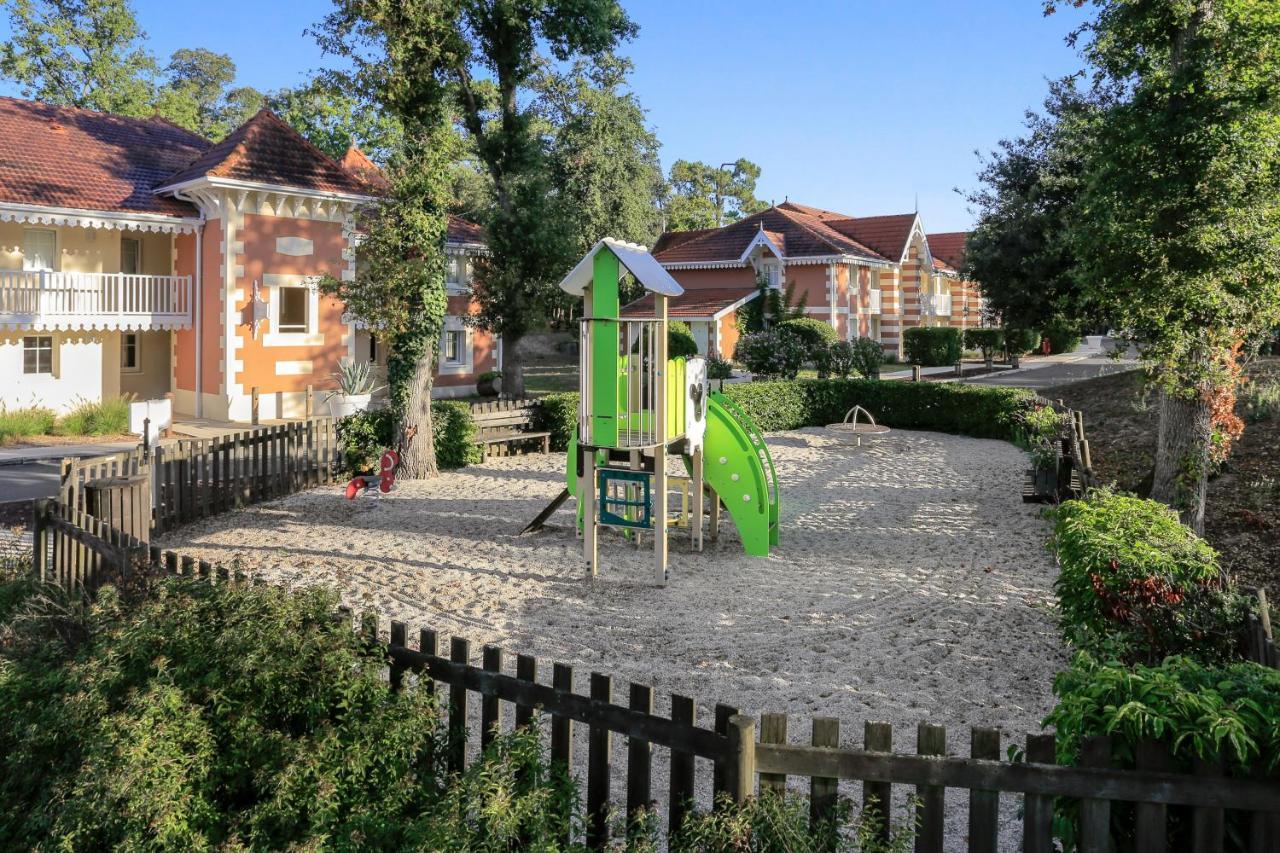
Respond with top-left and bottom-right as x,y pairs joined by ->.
927,231 -> 968,273
819,213 -> 918,262
621,286 -> 757,319
0,96 -> 208,217
338,145 -> 391,194
447,214 -> 485,245
158,108 -> 372,196
652,205 -> 885,265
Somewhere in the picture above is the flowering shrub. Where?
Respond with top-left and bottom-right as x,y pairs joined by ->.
734,330 -> 807,379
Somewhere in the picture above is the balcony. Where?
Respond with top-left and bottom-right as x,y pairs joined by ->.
920,292 -> 953,318
0,270 -> 192,331
867,288 -> 883,315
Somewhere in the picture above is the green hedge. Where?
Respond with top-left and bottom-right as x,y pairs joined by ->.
1004,327 -> 1042,356
1043,316 -> 1081,354
668,321 -> 700,359
903,326 -> 962,366
431,400 -> 481,469
963,328 -> 1005,360
336,402 -> 479,475
534,392 -> 579,451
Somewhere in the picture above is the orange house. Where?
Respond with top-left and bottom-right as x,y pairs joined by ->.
0,97 -> 497,421
638,201 -> 984,360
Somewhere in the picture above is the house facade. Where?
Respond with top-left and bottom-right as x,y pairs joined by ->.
635,201 -> 982,359
0,97 -> 497,421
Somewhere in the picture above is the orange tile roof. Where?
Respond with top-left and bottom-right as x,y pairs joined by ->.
819,213 -> 918,262
159,108 -> 372,196
338,145 -> 391,194
447,214 -> 485,245
0,96 -> 209,216
620,286 -> 757,319
927,231 -> 968,272
653,205 -> 885,265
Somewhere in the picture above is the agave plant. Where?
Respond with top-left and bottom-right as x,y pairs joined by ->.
330,358 -> 384,397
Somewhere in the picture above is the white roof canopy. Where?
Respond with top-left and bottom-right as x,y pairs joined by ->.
558,238 -> 684,298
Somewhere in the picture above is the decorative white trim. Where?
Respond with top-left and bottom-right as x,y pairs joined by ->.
438,315 -> 473,375
261,273 -> 322,347
661,253 -> 893,271
738,229 -> 785,264
156,175 -> 377,206
0,202 -> 199,234
711,289 -> 760,320
275,359 -> 314,376
275,236 -> 314,256
804,306 -> 850,315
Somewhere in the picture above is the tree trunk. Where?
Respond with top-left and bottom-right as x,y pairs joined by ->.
399,347 -> 438,479
502,332 -> 527,398
1149,387 -> 1212,534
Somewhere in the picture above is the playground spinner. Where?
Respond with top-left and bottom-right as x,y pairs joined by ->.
556,239 -> 780,584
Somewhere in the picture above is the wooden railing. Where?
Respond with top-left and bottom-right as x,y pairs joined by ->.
0,269 -> 192,329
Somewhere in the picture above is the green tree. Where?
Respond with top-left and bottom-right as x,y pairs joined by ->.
664,158 -> 766,231
0,0 -> 156,116
270,74 -> 403,162
154,48 -> 262,139
1051,0 -> 1280,531
315,0 -> 638,398
964,79 -> 1098,330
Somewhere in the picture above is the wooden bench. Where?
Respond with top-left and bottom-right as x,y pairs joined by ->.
471,399 -> 552,460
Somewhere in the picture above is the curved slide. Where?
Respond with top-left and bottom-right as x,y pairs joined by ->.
700,394 -> 779,557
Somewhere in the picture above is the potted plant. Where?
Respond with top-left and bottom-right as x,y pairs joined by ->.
327,358 -> 383,418
477,370 -> 502,397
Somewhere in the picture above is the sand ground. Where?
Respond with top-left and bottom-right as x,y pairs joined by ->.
159,427 -> 1064,848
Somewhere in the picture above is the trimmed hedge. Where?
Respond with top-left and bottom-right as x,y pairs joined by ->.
778,317 -> 838,354
431,400 -> 481,469
535,380 -> 1036,450
963,328 -> 1005,361
1004,327 -> 1042,356
903,326 -> 962,366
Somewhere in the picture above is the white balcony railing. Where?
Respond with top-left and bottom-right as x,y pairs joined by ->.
920,292 -> 953,318
867,288 -> 883,315
0,270 -> 193,331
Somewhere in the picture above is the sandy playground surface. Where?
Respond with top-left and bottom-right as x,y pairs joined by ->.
160,427 -> 1064,846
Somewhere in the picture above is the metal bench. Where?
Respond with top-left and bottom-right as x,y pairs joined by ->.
471,399 -> 552,460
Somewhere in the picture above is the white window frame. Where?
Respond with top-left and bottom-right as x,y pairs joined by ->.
121,332 -> 140,372
23,335 -> 54,374
121,236 -> 142,275
757,261 -> 781,289
263,274 -> 324,347
22,228 -> 56,272
438,316 -> 473,375
445,252 -> 472,295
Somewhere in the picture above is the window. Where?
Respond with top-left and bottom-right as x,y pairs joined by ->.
369,334 -> 378,363
446,255 -> 471,291
23,336 -> 53,374
277,286 -> 309,333
23,229 -> 56,271
121,333 -> 139,371
758,262 -> 780,289
444,329 -> 465,364
121,237 -> 141,274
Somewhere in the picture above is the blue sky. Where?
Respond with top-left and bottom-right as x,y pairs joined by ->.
5,1 -> 1093,232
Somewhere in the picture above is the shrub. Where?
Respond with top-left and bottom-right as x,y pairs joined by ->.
534,392 -> 579,451
1004,327 -> 1042,356
826,339 -> 883,379
1050,491 -> 1250,665
1019,404 -> 1063,469
1042,316 -> 1081,354
0,577 -> 581,850
734,329 -> 807,379
706,353 -> 734,381
0,405 -> 57,444
902,327 -> 961,366
431,400 -> 480,468
668,321 -> 700,359
778,318 -> 838,357
1240,378 -> 1280,423
56,396 -> 131,436
338,403 -> 478,475
963,328 -> 1005,363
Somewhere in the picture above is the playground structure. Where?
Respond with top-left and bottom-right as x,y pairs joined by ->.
825,405 -> 891,448
555,239 -> 779,584
344,426 -> 417,500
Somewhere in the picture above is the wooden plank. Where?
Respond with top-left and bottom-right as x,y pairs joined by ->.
419,628 -> 438,698
627,682 -> 654,835
1078,735 -> 1112,853
864,721 -> 893,843
514,654 -> 536,728
810,717 -> 839,843
727,714 -> 756,804
713,703 -> 738,801
668,694 -> 696,838
968,728 -> 1000,853
1134,740 -> 1169,853
759,712 -> 788,796
481,645 -> 502,750
587,672 -> 613,848
1022,734 -> 1055,853
389,621 -> 407,692
1190,757 -> 1224,853
915,723 -> 946,853
448,637 -> 469,774
551,663 -> 573,769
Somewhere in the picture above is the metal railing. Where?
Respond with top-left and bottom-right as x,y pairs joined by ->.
578,317 -> 663,449
0,270 -> 193,329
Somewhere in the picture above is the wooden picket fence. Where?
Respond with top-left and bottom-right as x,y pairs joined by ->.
59,418 -> 342,536
27,502 -> 1280,851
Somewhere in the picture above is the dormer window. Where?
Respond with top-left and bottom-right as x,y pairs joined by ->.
758,262 -> 780,289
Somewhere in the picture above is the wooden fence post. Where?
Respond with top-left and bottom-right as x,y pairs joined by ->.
587,672 -> 613,848
669,694 -> 696,838
915,723 -> 946,853
1023,734 -> 1056,853
32,498 -> 49,581
810,717 -> 839,844
726,714 -> 756,805
968,727 -> 1001,853
864,721 -> 893,843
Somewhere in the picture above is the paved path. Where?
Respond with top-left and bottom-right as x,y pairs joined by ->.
963,353 -> 1140,390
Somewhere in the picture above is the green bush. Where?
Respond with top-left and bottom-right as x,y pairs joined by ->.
55,396 -> 131,436
1020,404 -> 1063,469
1050,491 -> 1250,665
962,328 -> 1005,362
534,392 -> 579,451
1043,316 -> 1081,354
902,327 -> 962,366
337,403 -> 478,475
734,329 -> 807,379
706,353 -> 734,381
825,338 -> 884,380
0,578 -> 581,850
778,318 -> 838,357
0,405 -> 57,444
668,321 -> 700,359
1241,378 -> 1280,423
1004,327 -> 1042,356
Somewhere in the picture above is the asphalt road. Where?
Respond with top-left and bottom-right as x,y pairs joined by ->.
964,354 -> 1141,390
0,458 -> 63,502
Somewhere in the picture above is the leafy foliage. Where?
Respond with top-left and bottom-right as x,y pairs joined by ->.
706,353 -> 734,382
338,403 -> 477,475
0,578 -> 583,850
1041,316 -> 1080,355
1004,327 -> 1042,356
963,328 -> 1005,362
664,158 -> 766,231
778,318 -> 838,360
154,48 -> 262,139
734,330 -> 807,380
269,74 -> 404,162
902,327 -> 962,367
1049,491 -> 1250,665
739,275 -> 807,333
668,321 -> 700,359
430,400 -> 481,469
1019,404 -> 1063,469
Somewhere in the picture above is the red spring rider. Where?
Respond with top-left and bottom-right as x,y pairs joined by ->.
344,425 -> 417,500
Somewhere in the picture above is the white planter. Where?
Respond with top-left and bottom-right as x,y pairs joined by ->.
328,393 -> 372,419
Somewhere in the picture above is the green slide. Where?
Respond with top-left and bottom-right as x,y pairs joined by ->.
700,393 -> 779,557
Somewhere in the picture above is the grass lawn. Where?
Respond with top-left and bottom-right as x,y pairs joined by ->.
1047,356 -> 1280,592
